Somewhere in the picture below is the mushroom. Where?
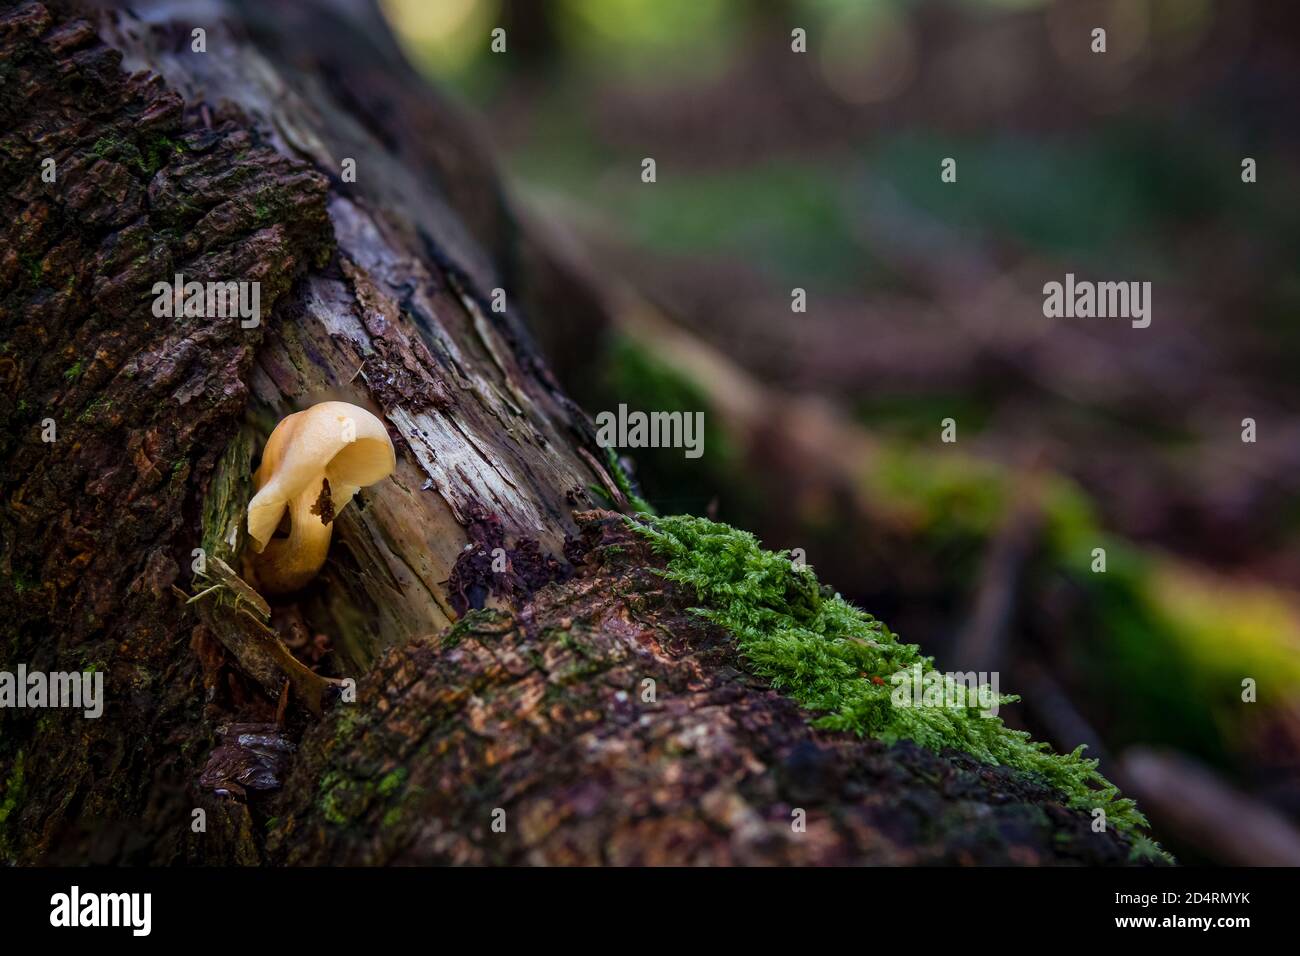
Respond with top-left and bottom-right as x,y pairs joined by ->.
246,401 -> 395,594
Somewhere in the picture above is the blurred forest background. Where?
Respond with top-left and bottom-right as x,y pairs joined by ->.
378,0 -> 1300,864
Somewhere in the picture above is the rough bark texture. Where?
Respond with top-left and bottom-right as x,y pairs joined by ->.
1,0 -> 1142,865
253,513 -> 1134,866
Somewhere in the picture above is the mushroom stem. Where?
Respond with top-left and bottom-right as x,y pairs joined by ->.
250,479 -> 340,594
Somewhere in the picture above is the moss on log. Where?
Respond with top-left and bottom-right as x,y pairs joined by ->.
0,0 -> 1160,866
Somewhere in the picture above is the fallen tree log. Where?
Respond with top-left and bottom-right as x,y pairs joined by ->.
0,0 -> 1155,865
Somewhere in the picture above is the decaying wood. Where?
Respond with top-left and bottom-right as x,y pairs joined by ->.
0,0 -> 1147,865
189,556 -> 344,716
242,514 -> 1134,866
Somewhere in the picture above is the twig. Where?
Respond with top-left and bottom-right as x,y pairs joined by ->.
1122,747 -> 1300,866
952,461 -> 1044,673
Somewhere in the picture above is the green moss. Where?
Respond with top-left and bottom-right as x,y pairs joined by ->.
317,770 -> 354,826
333,707 -> 362,743
141,134 -> 184,173
76,395 -> 111,423
442,608 -> 512,650
91,135 -> 122,159
63,360 -> 84,384
251,184 -> 295,227
201,428 -> 253,564
604,447 -> 654,515
1127,835 -> 1168,864
632,513 -> 1167,857
1079,551 -> 1300,766
866,441 -> 1300,770
91,132 -> 182,176
377,768 -> 407,797
318,765 -> 409,828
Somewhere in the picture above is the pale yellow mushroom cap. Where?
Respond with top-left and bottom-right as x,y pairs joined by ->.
246,401 -> 395,593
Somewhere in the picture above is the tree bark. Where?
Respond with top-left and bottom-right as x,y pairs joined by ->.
1,0 -> 1142,865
